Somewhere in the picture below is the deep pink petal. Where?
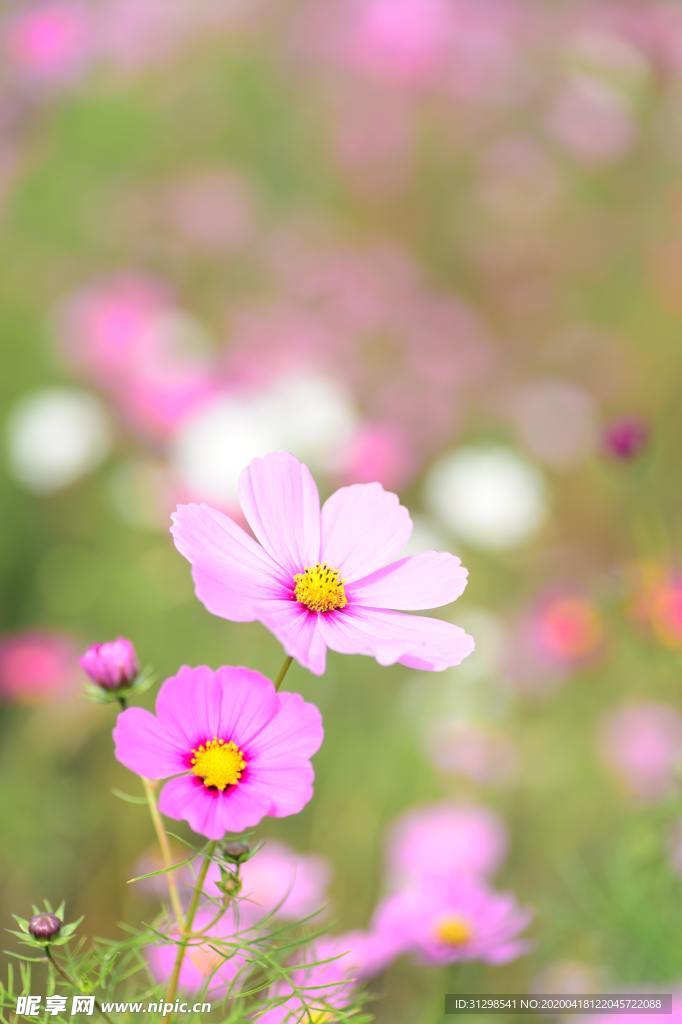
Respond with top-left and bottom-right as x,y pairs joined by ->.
349,551 -> 468,610
155,665 -> 225,748
239,452 -> 320,575
320,483 -> 412,582
318,607 -> 475,672
258,600 -> 328,675
113,707 -> 186,779
171,503 -> 286,622
158,775 -> 273,839
215,666 -> 279,747
248,691 -> 324,761
246,762 -> 316,818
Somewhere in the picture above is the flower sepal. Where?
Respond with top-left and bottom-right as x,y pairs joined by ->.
84,665 -> 155,706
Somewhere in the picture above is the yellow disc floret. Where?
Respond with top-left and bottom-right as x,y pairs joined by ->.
293,563 -> 348,613
434,915 -> 472,947
190,738 -> 246,790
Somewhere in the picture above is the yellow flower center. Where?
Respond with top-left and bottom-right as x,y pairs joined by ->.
190,738 -> 246,790
293,563 -> 348,613
434,915 -> 472,947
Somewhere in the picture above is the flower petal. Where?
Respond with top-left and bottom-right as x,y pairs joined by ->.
320,483 -> 412,583
349,552 -> 468,610
113,707 -> 186,779
215,666 -> 279,747
318,607 -> 475,671
239,452 -> 320,575
158,775 -> 273,839
171,503 -> 287,623
246,761 -> 316,819
155,665 -> 225,748
258,600 -> 328,675
248,692 -> 325,761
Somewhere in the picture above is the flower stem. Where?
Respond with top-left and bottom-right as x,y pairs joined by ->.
45,946 -> 115,1024
141,777 -> 185,930
162,842 -> 217,1023
274,655 -> 294,691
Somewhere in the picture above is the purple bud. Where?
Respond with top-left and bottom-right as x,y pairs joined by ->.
604,417 -> 649,460
80,637 -> 138,690
222,841 -> 250,864
28,913 -> 62,941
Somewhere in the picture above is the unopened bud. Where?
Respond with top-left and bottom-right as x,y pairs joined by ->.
222,841 -> 250,865
28,913 -> 62,941
80,637 -> 138,690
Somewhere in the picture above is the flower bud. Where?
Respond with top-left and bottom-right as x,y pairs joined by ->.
216,869 -> 242,899
28,913 -> 62,941
80,637 -> 138,690
221,841 -> 250,865
604,418 -> 649,460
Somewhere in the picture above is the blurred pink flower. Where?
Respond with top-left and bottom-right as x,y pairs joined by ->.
530,593 -> 604,668
148,905 -> 254,995
604,416 -> 649,460
630,563 -> 682,648
80,636 -> 138,690
373,877 -> 531,966
547,77 -> 636,166
386,803 -> 508,889
0,630 -> 78,703
4,1 -> 95,85
172,451 -> 473,676
599,701 -> 682,802
206,840 -> 331,921
336,422 -> 415,490
113,665 -> 323,838
426,721 -> 520,786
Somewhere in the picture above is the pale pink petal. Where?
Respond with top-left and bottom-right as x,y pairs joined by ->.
320,483 -> 412,582
246,762 -> 316,819
318,607 -> 475,671
155,665 -> 224,748
349,551 -> 468,610
113,707 -> 186,779
248,692 -> 324,761
171,503 -> 287,622
239,452 -> 320,575
258,600 -> 328,675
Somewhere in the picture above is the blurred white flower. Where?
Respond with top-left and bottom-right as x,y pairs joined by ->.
6,387 -> 112,493
423,444 -> 547,550
171,372 -> 357,503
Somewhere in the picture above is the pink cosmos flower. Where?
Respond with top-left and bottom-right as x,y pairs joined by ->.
386,803 -> 508,889
113,666 -> 323,839
80,637 -> 138,690
148,905 -> 253,995
171,451 -> 473,676
206,840 -> 331,921
255,932 -> 392,1023
599,701 -> 682,803
373,878 -> 531,966
4,2 -> 95,86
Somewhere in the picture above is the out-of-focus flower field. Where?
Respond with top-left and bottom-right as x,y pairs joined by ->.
3,1 -> 682,1021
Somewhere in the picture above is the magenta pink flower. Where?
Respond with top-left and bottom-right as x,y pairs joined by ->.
171,451 -> 473,675
113,666 -> 323,839
206,840 -> 330,921
386,803 -> 508,889
373,878 -> 531,966
80,637 -> 138,690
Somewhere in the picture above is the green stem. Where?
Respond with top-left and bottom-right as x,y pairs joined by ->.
162,842 -> 217,1023
45,947 -> 115,1024
274,655 -> 294,691
141,778 -> 185,930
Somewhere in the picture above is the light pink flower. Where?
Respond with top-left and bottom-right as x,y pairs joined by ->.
171,451 -> 473,676
373,878 -> 531,966
113,666 -> 323,839
4,2 -> 95,85
0,630 -> 78,703
386,803 -> 508,889
256,932 -> 393,1023
599,701 -> 682,803
147,905 -> 254,995
80,637 -> 138,690
206,840 -> 331,921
